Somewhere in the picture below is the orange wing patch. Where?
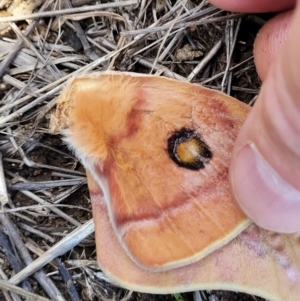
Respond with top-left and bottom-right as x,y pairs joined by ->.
51,71 -> 250,270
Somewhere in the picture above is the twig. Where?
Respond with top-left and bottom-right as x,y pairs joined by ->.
193,291 -> 203,301
9,211 -> 38,225
9,179 -> 86,191
200,56 -> 254,85
0,279 -> 51,301
187,39 -> 222,82
150,0 -> 187,73
18,223 -> 55,243
0,1 -> 138,22
0,266 -> 16,301
0,213 -> 66,301
52,183 -> 85,204
3,157 -> 84,175
8,136 -> 83,175
133,55 -> 186,80
123,12 -> 243,36
71,0 -> 97,6
0,153 -> 9,205
8,219 -> 94,286
221,18 -> 242,93
0,229 -> 33,292
158,28 -> 185,62
64,0 -> 99,60
20,190 -> 82,227
0,0 -> 53,79
2,204 -> 90,214
96,37 -> 186,80
9,23 -> 62,79
56,258 -> 80,301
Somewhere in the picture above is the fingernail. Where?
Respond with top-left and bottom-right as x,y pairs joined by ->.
230,142 -> 300,233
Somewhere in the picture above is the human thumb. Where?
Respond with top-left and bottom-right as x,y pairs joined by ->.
230,3 -> 300,233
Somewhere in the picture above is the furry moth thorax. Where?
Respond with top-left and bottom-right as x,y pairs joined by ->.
50,73 -> 140,168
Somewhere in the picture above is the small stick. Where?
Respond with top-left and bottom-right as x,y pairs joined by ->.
158,28 -> 185,62
8,219 -> 95,286
133,55 -> 186,80
96,36 -> 186,80
8,137 -> 83,175
0,229 -> 33,292
3,157 -> 84,175
123,8 -> 236,36
0,266 -> 16,301
0,0 -> 53,79
0,214 -> 67,301
56,258 -> 81,301
151,2 -> 186,73
9,179 -> 86,191
187,39 -> 222,82
20,190 -> 82,227
200,56 -> 253,85
221,18 -> 242,93
9,22 -> 62,80
51,172 -> 86,179
0,152 -> 9,205
0,279 -> 51,301
4,171 -> 85,227
25,242 -> 57,270
18,223 -> 55,243
71,0 -> 97,6
223,17 -> 234,94
64,0 -> 99,60
193,291 -> 203,301
136,0 -> 147,22
9,211 -> 37,225
0,1 -> 138,23
2,75 -> 38,96
52,183 -> 85,204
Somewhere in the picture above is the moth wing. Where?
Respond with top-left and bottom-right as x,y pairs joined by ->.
90,74 -> 250,270
54,72 -> 250,270
88,172 -> 300,301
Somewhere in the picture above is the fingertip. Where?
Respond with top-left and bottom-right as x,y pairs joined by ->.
208,0 -> 295,13
230,142 -> 300,233
254,10 -> 293,81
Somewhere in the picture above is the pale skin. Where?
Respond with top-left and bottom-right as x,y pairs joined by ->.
208,0 -> 300,232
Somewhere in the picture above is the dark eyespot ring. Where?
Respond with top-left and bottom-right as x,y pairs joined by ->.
167,128 -> 212,170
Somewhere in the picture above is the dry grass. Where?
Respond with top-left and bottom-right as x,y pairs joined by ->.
0,0 -> 263,300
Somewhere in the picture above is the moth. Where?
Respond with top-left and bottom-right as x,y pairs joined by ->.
51,71 -> 300,301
